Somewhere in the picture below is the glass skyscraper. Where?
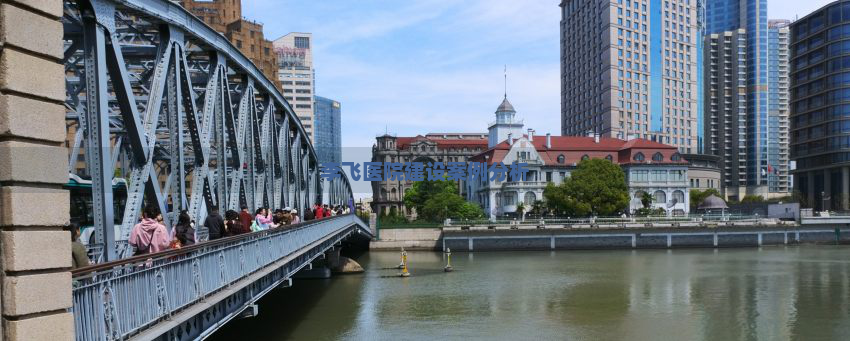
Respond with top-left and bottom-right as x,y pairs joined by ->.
314,96 -> 342,164
790,1 -> 850,210
704,0 -> 789,198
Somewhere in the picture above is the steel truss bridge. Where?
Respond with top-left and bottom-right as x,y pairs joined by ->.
63,0 -> 371,339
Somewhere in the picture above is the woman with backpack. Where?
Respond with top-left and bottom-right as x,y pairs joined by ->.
173,210 -> 195,246
129,205 -> 170,256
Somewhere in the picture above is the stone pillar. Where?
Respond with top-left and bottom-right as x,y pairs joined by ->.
841,166 -> 850,211
807,171 -> 816,209
0,1 -> 73,340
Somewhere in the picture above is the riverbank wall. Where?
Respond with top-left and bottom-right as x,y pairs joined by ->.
370,228 -> 441,251
441,226 -> 850,251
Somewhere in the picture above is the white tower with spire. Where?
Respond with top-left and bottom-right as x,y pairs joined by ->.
488,96 -> 524,148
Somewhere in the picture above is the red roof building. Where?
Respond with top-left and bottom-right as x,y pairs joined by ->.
466,132 -> 690,218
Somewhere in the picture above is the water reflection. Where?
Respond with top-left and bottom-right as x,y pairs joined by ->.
211,246 -> 850,340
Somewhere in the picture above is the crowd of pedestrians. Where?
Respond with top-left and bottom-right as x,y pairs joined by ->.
107,202 -> 352,262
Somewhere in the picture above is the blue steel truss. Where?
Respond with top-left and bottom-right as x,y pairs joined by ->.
63,0 -> 354,262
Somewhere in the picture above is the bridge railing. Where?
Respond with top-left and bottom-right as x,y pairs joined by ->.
71,214 -> 364,341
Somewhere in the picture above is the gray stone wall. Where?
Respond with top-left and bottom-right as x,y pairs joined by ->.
0,1 -> 72,340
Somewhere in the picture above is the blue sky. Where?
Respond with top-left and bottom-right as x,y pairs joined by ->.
243,0 -> 831,148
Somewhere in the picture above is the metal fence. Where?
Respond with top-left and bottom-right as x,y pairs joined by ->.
71,214 -> 363,340
445,214 -> 773,227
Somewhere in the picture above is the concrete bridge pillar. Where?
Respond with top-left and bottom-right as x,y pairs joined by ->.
0,1 -> 72,340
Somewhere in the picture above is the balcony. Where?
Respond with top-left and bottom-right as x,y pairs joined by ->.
501,181 -> 548,190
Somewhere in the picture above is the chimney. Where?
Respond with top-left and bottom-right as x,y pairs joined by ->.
594,133 -> 600,144
527,129 -> 534,141
546,133 -> 552,148
587,130 -> 595,138
507,132 -> 512,143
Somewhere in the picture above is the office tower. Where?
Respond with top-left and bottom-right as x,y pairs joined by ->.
274,33 -> 316,141
314,96 -> 342,164
704,29 -> 748,197
559,0 -> 700,154
179,0 -> 278,86
705,0 -> 790,199
790,2 -> 850,210
768,20 -> 791,195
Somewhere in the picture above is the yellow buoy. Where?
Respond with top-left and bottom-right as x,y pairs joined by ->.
444,248 -> 453,272
399,249 -> 410,277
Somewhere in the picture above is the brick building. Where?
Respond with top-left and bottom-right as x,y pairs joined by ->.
180,0 -> 278,86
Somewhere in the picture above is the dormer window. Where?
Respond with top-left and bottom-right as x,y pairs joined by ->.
634,152 -> 645,162
605,154 -> 613,161
671,153 -> 681,161
581,155 -> 590,161
557,154 -> 566,164
652,152 -> 664,162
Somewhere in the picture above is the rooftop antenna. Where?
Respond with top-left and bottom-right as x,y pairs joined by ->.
504,65 -> 507,99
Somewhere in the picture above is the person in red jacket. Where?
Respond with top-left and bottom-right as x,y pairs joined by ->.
315,204 -> 324,220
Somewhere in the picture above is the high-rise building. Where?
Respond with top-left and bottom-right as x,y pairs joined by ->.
790,1 -> 850,210
704,0 -> 791,199
704,29 -> 748,197
274,33 -> 316,141
559,0 -> 700,154
314,96 -> 342,164
179,0 -> 278,86
768,20 -> 791,194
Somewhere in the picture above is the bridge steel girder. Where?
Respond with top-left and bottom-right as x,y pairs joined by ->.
64,0 -> 355,261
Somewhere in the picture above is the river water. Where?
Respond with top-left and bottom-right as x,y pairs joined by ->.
210,246 -> 850,340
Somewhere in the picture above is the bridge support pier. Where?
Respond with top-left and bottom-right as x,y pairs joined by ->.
0,1 -> 73,340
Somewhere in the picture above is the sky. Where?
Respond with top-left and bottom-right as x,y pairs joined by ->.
243,0 -> 834,149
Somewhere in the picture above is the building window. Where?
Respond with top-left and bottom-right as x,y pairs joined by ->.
294,36 -> 310,49
672,190 -> 685,204
581,154 -> 590,161
557,154 -> 566,164
653,190 -> 667,204
634,152 -> 645,162
652,152 -> 663,161
671,153 -> 681,161
605,154 -> 613,161
524,192 -> 536,205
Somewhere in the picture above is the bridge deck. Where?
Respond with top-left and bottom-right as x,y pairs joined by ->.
72,214 -> 372,341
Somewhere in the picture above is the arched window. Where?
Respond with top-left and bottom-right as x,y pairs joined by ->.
672,190 -> 685,204
671,153 -> 682,161
634,190 -> 647,199
390,188 -> 398,201
634,152 -> 645,162
524,192 -> 536,205
605,154 -> 614,161
653,190 -> 667,204
581,154 -> 590,161
652,152 -> 664,161
557,154 -> 566,164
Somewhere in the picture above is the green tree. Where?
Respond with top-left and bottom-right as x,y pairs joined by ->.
741,194 -> 765,203
403,177 -> 456,214
640,192 -> 653,208
544,159 -> 628,216
404,177 -> 483,222
689,188 -> 721,210
420,191 -> 483,222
